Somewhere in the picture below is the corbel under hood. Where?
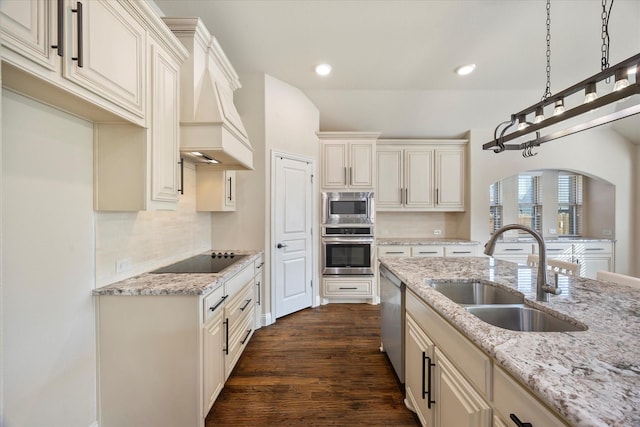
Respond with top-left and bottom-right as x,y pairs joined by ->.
163,17 -> 253,170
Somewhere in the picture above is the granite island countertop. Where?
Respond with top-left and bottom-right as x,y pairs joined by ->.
93,250 -> 263,296
379,256 -> 639,427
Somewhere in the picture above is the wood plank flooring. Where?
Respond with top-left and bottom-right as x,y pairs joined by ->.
206,304 -> 420,426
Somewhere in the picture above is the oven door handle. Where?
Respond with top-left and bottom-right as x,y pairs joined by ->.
321,237 -> 374,243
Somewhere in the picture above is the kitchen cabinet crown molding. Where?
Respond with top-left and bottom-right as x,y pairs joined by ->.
317,131 -> 382,140
378,138 -> 469,146
162,17 -> 241,91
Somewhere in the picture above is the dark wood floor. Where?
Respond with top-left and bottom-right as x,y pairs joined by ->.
206,304 -> 420,426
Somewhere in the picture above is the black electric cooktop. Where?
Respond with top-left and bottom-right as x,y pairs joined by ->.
151,252 -> 247,274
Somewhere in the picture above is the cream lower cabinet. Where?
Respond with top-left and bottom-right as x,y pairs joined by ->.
405,293 -> 491,427
378,245 -> 478,259
405,288 -> 569,427
97,260 -> 256,427
322,277 -> 375,302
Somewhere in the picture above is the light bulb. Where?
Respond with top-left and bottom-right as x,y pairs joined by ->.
315,63 -> 332,76
455,64 -> 476,76
613,69 -> 629,91
517,114 -> 529,130
534,106 -> 544,123
584,82 -> 598,104
553,99 -> 565,116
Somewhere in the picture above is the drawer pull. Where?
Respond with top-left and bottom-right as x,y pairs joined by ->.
585,247 -> 605,251
452,251 -> 471,254
421,353 -> 436,408
240,299 -> 253,311
240,329 -> 252,345
223,318 -> 229,355
509,413 -> 533,427
339,287 -> 358,290
504,248 -> 524,252
419,251 -> 438,254
209,295 -> 228,313
385,251 -> 405,254
547,248 -> 563,252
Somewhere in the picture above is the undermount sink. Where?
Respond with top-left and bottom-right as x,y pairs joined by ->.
465,305 -> 587,332
430,280 -> 524,305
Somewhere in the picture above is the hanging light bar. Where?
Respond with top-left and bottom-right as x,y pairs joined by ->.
483,52 -> 640,154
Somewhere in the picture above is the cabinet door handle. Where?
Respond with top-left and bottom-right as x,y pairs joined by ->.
240,329 -> 252,345
436,188 -> 439,205
344,167 -> 348,185
51,0 -> 64,56
240,298 -> 252,311
256,281 -> 261,305
71,2 -> 83,67
422,353 -> 436,408
209,295 -> 228,313
228,176 -> 232,201
399,188 -> 403,204
509,413 -> 533,427
177,158 -> 184,195
223,318 -> 229,355
349,167 -> 353,186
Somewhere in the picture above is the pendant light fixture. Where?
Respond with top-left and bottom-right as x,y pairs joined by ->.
483,0 -> 640,156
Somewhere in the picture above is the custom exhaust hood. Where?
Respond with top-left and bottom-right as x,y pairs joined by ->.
163,18 -> 253,170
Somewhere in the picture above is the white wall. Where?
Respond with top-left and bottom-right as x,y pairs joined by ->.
469,127 -> 638,276
2,90 -> 97,427
220,73 -> 320,324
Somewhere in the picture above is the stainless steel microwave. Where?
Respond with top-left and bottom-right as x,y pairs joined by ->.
321,192 -> 374,225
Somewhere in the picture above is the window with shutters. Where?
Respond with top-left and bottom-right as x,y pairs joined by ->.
489,181 -> 502,234
557,173 -> 583,236
517,174 -> 542,234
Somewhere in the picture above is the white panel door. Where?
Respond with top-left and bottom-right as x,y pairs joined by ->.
274,155 -> 313,318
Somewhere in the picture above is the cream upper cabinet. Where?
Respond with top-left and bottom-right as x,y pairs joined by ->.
1,0 -> 147,126
65,0 -> 146,121
196,167 -> 236,212
0,0 -> 57,71
376,140 -> 466,212
318,132 -> 380,190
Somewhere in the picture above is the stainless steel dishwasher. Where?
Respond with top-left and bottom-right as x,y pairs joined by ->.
379,264 -> 405,383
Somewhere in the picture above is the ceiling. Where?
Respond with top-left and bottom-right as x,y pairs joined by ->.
153,0 -> 640,141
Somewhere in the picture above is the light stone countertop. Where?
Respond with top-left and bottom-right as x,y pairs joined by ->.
379,256 -> 639,427
377,238 -> 480,245
92,250 -> 263,296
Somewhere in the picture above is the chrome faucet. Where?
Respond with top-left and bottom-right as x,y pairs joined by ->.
484,224 -> 562,302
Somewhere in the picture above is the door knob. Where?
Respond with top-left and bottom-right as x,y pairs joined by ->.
277,243 -> 287,249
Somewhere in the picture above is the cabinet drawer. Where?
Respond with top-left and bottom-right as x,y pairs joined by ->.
226,281 -> 254,332
575,241 -> 612,254
378,246 -> 410,257
411,246 -> 444,257
493,242 -> 533,255
444,245 -> 477,257
406,290 -> 491,399
324,278 -> 373,297
226,263 -> 255,298
203,285 -> 226,322
225,304 -> 254,378
493,365 -> 568,427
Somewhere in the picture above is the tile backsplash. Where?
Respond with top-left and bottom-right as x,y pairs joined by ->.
95,163 -> 211,286
376,211 -> 465,239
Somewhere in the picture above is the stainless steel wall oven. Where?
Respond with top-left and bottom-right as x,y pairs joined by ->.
321,225 -> 374,276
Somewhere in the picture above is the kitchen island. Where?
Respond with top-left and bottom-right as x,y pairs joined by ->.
379,256 -> 639,427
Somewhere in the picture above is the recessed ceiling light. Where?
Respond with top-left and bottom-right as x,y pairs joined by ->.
455,64 -> 476,76
315,63 -> 332,76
